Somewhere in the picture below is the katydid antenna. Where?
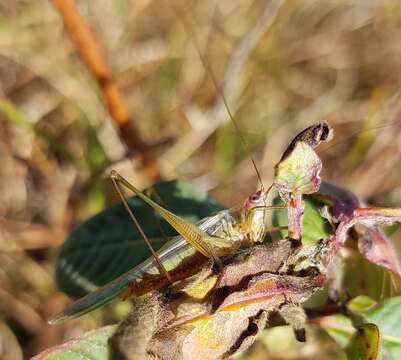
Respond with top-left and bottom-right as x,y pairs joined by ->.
172,3 -> 266,192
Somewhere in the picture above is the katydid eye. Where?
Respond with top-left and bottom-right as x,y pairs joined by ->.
249,191 -> 261,202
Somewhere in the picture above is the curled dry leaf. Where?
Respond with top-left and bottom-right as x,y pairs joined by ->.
109,239 -> 328,360
318,182 -> 401,276
356,225 -> 401,278
274,122 -> 333,196
274,122 -> 333,240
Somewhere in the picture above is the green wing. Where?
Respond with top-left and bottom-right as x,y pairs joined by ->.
49,210 -> 232,324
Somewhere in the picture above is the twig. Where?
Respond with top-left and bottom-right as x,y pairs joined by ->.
51,0 -> 159,178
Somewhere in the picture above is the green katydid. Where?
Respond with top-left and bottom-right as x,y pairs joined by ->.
49,170 -> 278,324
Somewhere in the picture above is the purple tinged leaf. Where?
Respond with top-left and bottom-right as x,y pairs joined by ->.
356,226 -> 401,277
318,181 -> 360,222
312,182 -> 401,277
215,273 -> 321,313
350,209 -> 401,276
175,273 -> 322,360
326,206 -> 401,277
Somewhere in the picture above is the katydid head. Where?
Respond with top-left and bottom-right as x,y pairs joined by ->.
244,189 -> 267,212
242,186 -> 271,243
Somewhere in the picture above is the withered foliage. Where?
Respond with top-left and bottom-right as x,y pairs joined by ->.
109,240 -> 325,359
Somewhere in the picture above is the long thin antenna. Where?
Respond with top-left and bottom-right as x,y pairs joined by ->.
172,3 -> 265,190
110,173 -> 172,283
199,52 -> 265,190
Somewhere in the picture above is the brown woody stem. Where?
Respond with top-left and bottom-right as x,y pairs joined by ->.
52,0 -> 160,178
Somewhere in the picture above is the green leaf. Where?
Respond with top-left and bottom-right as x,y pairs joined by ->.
32,325 -> 116,360
342,251 -> 394,301
318,297 -> 401,358
363,297 -> 401,355
347,296 -> 377,313
345,323 -> 380,360
56,180 -> 224,297
383,223 -> 401,237
317,314 -> 355,348
250,325 -> 346,360
272,195 -> 331,245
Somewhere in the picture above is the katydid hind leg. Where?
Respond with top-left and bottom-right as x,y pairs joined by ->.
110,171 -> 172,283
110,170 -> 224,266
145,186 -> 174,251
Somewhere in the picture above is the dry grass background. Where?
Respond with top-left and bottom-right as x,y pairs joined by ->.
2,0 -> 401,358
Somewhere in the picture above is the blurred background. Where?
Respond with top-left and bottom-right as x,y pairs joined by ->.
2,0 -> 401,358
